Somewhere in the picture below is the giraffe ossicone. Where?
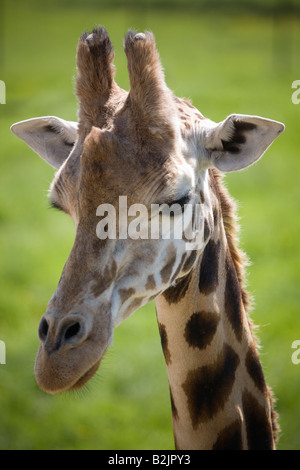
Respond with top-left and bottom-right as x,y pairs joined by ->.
11,26 -> 284,449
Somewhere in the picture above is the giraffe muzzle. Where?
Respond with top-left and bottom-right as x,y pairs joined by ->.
34,310 -> 110,394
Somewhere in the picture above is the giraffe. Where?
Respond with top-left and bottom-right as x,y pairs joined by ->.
11,27 -> 284,450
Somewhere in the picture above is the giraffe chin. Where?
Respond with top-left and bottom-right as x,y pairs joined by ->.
35,359 -> 102,395
34,339 -> 106,395
69,360 -> 101,391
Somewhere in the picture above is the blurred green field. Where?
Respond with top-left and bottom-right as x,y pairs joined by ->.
0,0 -> 300,450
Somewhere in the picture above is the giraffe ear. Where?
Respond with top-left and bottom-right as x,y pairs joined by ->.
203,114 -> 285,172
11,116 -> 78,169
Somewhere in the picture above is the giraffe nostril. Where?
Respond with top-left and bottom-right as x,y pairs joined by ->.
38,314 -> 91,351
64,322 -> 81,341
38,317 -> 49,342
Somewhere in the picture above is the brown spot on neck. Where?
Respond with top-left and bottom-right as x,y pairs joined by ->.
224,249 -> 244,342
158,322 -> 171,365
184,311 -> 220,350
182,343 -> 240,427
162,270 -> 193,305
169,386 -> 178,420
198,239 -> 221,295
245,343 -> 267,394
213,419 -> 243,450
242,389 -> 274,450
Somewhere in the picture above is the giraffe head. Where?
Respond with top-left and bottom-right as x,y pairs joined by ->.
11,27 -> 284,394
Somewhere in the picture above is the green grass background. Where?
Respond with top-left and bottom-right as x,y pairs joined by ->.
0,0 -> 300,450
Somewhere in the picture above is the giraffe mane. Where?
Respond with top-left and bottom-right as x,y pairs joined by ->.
209,167 -> 280,442
209,168 -> 251,314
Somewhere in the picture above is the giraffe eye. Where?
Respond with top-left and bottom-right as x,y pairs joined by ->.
169,192 -> 192,209
49,198 -> 67,214
162,192 -> 192,217
50,199 -> 64,212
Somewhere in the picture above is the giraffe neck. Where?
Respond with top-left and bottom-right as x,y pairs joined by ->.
155,177 -> 277,450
